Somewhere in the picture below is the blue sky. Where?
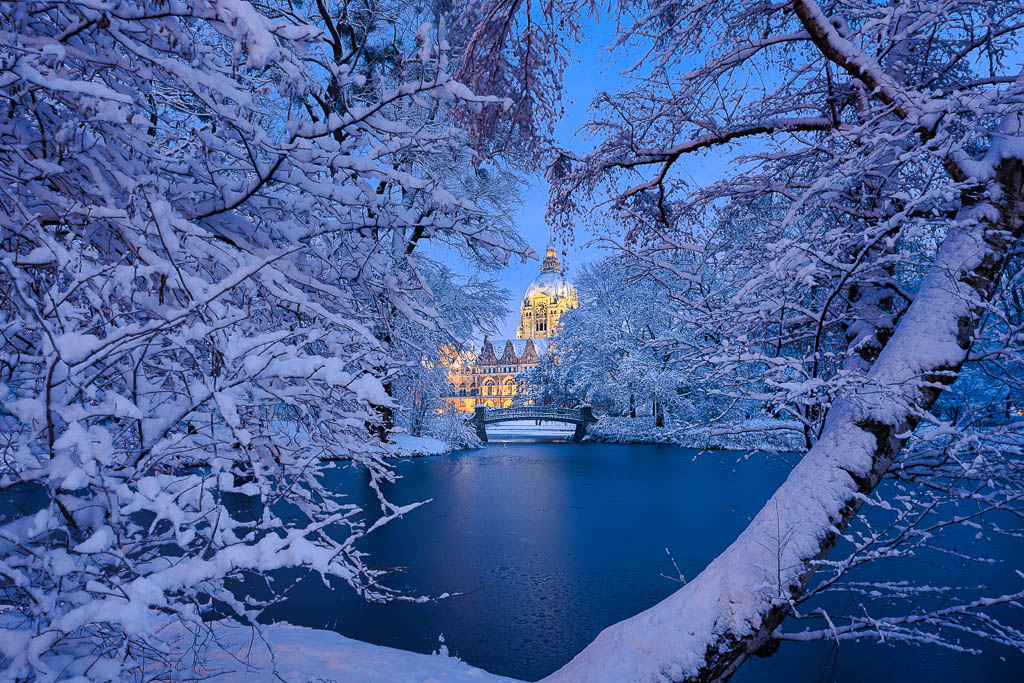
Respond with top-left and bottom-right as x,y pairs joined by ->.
486,21 -> 628,338
459,19 -> 736,339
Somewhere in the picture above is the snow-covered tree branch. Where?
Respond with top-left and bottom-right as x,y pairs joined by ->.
0,0 -> 527,678
456,0 -> 1024,678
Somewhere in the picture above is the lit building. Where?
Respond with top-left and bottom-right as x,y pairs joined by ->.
443,240 -> 576,413
516,241 -> 578,339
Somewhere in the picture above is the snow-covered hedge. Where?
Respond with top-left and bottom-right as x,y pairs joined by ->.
587,416 -> 805,453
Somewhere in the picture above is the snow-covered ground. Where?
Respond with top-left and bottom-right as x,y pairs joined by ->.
379,422 -> 578,460
387,433 -> 455,457
387,417 -> 804,456
160,620 -> 516,682
586,416 -> 805,452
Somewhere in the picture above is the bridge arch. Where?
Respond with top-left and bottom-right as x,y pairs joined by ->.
472,405 -> 597,442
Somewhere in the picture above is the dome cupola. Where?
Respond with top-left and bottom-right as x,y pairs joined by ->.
516,237 -> 578,339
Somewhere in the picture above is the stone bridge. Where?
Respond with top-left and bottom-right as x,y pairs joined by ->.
472,405 -> 597,442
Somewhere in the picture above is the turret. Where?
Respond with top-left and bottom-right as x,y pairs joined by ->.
540,238 -> 562,274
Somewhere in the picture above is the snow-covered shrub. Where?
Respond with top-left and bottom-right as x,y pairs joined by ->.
423,409 -> 483,451
585,416 -> 677,444
586,415 -> 805,452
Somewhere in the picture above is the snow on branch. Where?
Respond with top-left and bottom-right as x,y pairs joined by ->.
0,0 -> 526,678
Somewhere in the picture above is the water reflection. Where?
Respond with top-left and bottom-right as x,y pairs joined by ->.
261,442 -> 1024,682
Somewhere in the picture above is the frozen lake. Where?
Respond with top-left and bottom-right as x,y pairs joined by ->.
262,442 -> 1024,681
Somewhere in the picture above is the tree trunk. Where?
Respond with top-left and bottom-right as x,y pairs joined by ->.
410,397 -> 425,437
544,155 -> 1024,682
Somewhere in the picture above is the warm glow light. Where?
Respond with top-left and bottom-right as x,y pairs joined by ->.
438,242 -> 576,413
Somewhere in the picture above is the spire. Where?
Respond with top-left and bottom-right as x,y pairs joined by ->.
540,232 -> 562,274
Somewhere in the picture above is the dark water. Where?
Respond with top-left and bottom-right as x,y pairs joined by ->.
263,442 -> 1024,682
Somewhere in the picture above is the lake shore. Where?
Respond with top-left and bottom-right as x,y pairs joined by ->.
584,415 -> 806,452
391,417 -> 806,457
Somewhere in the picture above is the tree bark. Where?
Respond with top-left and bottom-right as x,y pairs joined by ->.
544,154 -> 1024,681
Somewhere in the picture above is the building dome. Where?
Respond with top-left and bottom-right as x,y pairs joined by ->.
525,271 -> 573,300
516,238 -> 578,339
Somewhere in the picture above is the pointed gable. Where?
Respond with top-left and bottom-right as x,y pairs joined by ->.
520,338 -> 539,364
500,340 -> 519,364
477,334 -> 498,365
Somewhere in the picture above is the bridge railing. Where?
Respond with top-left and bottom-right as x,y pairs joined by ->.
478,405 -> 591,424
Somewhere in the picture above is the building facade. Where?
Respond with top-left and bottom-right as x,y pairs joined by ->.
516,242 -> 578,339
443,241 -> 576,413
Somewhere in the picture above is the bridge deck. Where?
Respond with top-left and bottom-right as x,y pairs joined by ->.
480,406 -> 588,425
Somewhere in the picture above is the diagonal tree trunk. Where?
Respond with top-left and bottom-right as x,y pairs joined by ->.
545,138 -> 1024,681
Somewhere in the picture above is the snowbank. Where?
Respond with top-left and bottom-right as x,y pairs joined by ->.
387,433 -> 455,458
285,421 -> 469,460
164,620 -> 516,682
586,416 -> 805,452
